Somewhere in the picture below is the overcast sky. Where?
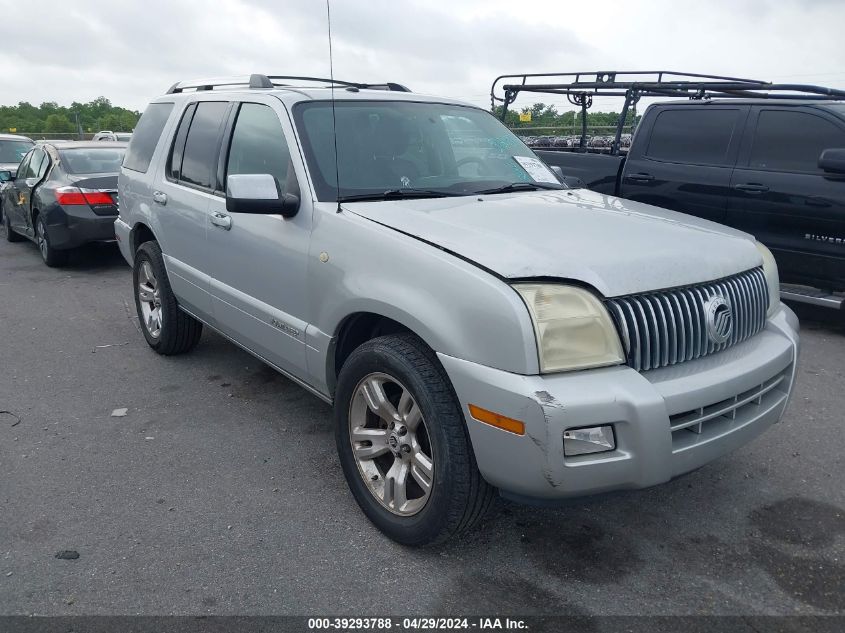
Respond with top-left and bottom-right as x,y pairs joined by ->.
0,0 -> 843,113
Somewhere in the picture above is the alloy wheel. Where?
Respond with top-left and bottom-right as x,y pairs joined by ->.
36,219 -> 48,260
137,260 -> 163,338
348,372 -> 435,516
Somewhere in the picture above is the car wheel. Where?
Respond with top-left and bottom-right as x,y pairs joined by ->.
335,334 -> 494,545
133,240 -> 202,355
35,214 -> 68,266
3,210 -> 24,243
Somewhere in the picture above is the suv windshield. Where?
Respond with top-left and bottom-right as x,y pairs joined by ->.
0,139 -> 34,164
293,100 -> 562,201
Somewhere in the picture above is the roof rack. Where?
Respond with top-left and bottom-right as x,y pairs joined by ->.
166,74 -> 411,94
490,71 -> 845,154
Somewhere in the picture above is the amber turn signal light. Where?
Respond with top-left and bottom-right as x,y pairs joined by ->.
468,404 -> 525,436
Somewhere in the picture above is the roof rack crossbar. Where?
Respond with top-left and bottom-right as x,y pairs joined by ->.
166,74 -> 411,94
491,70 -> 845,109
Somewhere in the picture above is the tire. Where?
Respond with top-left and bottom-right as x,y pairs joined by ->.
3,210 -> 23,242
133,240 -> 202,355
35,214 -> 68,266
334,334 -> 494,546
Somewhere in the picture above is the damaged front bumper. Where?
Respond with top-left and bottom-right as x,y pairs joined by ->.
438,304 -> 799,501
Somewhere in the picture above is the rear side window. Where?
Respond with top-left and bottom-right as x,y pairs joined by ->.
646,109 -> 739,166
123,102 -> 174,173
180,101 -> 229,189
59,148 -> 126,174
16,151 -> 33,177
24,148 -> 46,178
749,110 -> 845,173
226,103 -> 297,194
167,103 -> 197,181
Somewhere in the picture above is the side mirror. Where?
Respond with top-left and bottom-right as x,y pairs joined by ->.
0,170 -> 11,182
225,173 -> 299,218
549,165 -> 564,181
819,148 -> 845,175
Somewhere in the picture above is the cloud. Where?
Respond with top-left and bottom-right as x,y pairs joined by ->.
0,0 -> 842,114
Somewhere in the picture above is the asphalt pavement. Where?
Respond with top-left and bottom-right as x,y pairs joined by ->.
1,229 -> 843,617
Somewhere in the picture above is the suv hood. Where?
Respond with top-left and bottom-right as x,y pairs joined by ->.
344,189 -> 762,297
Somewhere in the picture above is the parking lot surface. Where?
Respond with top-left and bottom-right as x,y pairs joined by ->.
1,232 -> 843,617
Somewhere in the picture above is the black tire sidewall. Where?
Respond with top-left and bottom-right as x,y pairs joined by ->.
335,336 -> 470,546
4,211 -> 22,242
36,215 -> 67,266
133,241 -> 179,351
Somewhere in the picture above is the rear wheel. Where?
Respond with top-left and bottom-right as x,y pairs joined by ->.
335,334 -> 494,545
3,211 -> 24,242
35,215 -> 68,267
133,240 -> 202,355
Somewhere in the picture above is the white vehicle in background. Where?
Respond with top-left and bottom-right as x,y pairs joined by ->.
94,130 -> 133,142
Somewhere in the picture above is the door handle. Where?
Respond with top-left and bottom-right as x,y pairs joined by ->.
210,212 -> 232,230
733,183 -> 769,194
627,173 -> 655,182
152,191 -> 167,205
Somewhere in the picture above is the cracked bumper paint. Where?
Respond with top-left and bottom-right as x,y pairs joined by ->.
438,304 -> 799,501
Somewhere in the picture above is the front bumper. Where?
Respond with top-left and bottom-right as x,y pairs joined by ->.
439,304 -> 799,501
44,205 -> 117,249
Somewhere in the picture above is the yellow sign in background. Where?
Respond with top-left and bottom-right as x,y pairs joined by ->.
519,113 -> 531,122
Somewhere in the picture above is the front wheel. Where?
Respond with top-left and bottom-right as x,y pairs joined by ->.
133,240 -> 202,355
3,210 -> 24,242
335,334 -> 494,545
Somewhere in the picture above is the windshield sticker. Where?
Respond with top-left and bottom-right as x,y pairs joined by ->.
512,156 -> 559,184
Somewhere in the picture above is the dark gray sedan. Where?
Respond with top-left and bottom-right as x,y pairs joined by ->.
1,141 -> 126,266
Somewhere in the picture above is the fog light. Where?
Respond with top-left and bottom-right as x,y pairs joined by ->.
563,425 -> 615,456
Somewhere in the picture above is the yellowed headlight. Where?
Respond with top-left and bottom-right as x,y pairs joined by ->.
515,284 -> 624,373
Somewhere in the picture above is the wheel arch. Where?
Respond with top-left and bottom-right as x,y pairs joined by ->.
130,222 -> 157,254
328,311 -> 418,396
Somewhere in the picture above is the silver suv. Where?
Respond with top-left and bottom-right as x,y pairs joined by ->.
116,74 -> 799,545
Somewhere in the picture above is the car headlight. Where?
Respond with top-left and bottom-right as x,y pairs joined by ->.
514,284 -> 624,373
755,242 -> 780,318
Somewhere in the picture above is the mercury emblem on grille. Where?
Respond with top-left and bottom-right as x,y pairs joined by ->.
705,295 -> 733,344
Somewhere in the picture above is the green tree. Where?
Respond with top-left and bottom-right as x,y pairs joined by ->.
44,113 -> 74,133
0,98 -> 140,134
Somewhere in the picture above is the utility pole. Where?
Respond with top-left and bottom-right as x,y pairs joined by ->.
73,111 -> 83,140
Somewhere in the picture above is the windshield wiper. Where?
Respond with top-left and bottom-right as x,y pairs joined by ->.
473,182 -> 563,195
337,189 -> 464,202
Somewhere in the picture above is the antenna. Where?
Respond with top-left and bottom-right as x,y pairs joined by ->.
326,0 -> 342,213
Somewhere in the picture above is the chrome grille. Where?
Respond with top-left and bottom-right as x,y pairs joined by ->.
606,268 -> 769,371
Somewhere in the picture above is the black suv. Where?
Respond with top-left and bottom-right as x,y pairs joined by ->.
494,71 -> 845,307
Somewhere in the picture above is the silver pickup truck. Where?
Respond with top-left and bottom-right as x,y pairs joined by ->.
116,74 -> 799,545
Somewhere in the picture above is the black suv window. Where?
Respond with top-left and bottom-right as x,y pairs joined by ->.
646,108 -> 739,166
226,103 -> 297,194
124,102 -> 174,173
180,101 -> 229,189
749,110 -> 845,173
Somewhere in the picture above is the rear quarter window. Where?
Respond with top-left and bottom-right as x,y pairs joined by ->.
645,108 -> 739,166
123,102 -> 174,173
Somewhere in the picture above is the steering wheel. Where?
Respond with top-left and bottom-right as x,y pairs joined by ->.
455,156 -> 491,177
